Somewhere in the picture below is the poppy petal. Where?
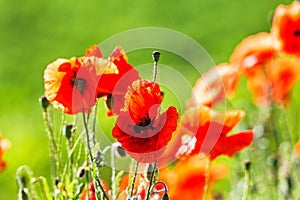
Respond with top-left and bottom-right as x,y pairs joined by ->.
210,130 -> 254,160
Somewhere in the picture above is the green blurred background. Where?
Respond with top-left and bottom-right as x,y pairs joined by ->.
0,0 -> 293,199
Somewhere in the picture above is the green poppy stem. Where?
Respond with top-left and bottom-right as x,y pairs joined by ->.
82,109 -> 110,200
42,107 -> 59,180
111,145 -> 116,200
130,161 -> 139,197
82,109 -> 93,162
146,160 -> 157,200
242,161 -> 251,200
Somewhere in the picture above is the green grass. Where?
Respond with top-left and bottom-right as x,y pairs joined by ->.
0,0 -> 294,199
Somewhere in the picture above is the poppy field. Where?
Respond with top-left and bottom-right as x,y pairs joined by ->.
1,0 -> 300,199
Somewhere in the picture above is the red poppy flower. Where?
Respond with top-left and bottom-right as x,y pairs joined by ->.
230,32 -> 276,75
265,55 -> 300,104
177,105 -> 253,160
99,46 -> 140,116
230,32 -> 300,105
44,45 -> 120,114
272,1 -> 300,55
112,80 -> 178,163
237,55 -> 300,105
0,133 -> 10,172
158,155 -> 227,200
186,63 -> 238,108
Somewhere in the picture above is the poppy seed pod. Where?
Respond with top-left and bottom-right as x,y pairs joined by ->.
244,160 -> 251,171
62,124 -> 74,140
162,193 -> 170,200
112,142 -> 127,158
39,95 -> 50,110
76,166 -> 86,178
152,51 -> 161,63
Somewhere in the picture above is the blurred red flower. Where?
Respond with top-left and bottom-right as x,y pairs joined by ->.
294,139 -> 300,156
186,63 -> 238,108
112,80 -> 178,163
158,155 -> 227,200
0,133 -> 10,172
272,1 -> 300,55
265,56 -> 300,104
230,32 -> 300,105
177,105 -> 253,160
230,32 -> 276,73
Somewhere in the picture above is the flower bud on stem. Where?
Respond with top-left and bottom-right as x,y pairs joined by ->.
242,160 -> 251,200
152,51 -> 161,82
41,97 -> 59,180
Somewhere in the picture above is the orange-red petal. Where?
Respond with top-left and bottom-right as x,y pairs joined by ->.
0,133 -> 10,172
158,155 -> 227,200
272,1 -> 300,55
85,45 -> 102,58
44,57 -> 98,114
265,55 -> 300,104
294,139 -> 300,156
187,63 -> 239,107
230,32 -> 276,73
210,130 -> 254,160
178,105 -> 252,160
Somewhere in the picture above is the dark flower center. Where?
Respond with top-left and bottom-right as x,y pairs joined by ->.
137,114 -> 151,127
74,78 -> 86,94
134,114 -> 153,134
294,29 -> 300,36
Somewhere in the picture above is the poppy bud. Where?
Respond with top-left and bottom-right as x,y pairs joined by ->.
269,155 -> 278,170
146,163 -> 154,181
146,163 -> 158,181
62,124 -> 74,139
20,188 -> 29,200
112,142 -> 127,158
287,175 -> 293,191
39,95 -> 50,110
162,193 -> 170,200
152,51 -> 161,63
54,177 -> 59,186
244,160 -> 251,171
76,166 -> 86,178
105,94 -> 114,110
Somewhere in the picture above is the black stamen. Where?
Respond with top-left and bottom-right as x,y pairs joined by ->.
74,78 -> 86,94
137,115 -> 151,127
133,114 -> 155,134
294,29 -> 300,36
